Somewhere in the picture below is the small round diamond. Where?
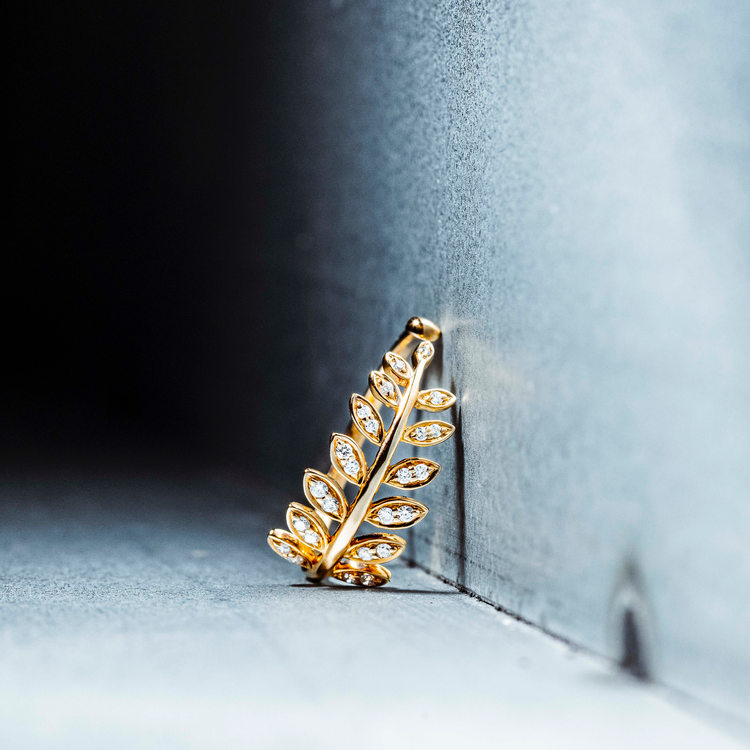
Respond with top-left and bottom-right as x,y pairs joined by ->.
414,463 -> 430,481
391,356 -> 406,372
322,495 -> 339,514
336,441 -> 353,460
398,505 -> 415,523
362,574 -> 374,585
417,342 -> 434,358
276,543 -> 290,556
356,403 -> 372,419
293,516 -> 310,532
344,573 -> 355,583
309,480 -> 328,498
364,418 -> 378,435
429,391 -> 445,405
303,529 -> 320,546
343,458 -> 360,477
377,507 -> 395,524
430,424 -> 442,438
357,547 -> 374,562
376,543 -> 392,559
415,426 -> 427,441
380,380 -> 394,396
396,467 -> 413,484
291,554 -> 303,565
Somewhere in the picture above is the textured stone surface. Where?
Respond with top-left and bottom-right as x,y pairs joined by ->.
0,484 -> 746,748
263,0 -> 750,722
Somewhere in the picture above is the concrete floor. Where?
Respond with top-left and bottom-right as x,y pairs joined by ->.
0,480 -> 746,749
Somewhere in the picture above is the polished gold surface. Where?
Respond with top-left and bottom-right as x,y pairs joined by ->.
267,317 -> 456,586
366,497 -> 428,529
349,394 -> 384,445
402,420 -> 455,446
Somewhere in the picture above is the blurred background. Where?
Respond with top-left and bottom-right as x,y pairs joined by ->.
5,3 -> 275,478
3,0 -> 750,745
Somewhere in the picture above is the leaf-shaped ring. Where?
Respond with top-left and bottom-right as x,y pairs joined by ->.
267,317 -> 456,587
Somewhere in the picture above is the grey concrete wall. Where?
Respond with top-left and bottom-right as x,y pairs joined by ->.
263,0 -> 750,721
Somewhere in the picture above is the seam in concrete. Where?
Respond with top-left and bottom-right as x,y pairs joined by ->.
408,558 -> 750,745
407,557 -> 582,651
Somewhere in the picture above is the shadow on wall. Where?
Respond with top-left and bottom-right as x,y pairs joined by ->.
609,559 -> 653,681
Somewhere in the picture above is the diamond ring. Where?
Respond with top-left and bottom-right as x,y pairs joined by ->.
268,317 -> 456,587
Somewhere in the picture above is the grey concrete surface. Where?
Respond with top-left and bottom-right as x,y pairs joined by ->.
263,0 -> 750,724
0,482 -> 747,749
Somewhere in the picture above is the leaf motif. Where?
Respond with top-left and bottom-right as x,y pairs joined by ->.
384,457 -> 441,489
411,340 -> 435,365
332,561 -> 391,587
329,433 -> 367,485
382,351 -> 413,386
286,502 -> 330,551
267,529 -> 316,569
402,420 -> 455,446
366,497 -> 428,529
350,394 -> 384,445
303,469 -> 348,522
416,388 -> 456,412
369,370 -> 400,409
345,533 -> 405,564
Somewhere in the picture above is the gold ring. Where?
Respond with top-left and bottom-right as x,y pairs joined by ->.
267,317 -> 456,587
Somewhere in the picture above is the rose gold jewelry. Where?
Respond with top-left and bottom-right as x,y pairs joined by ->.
268,317 -> 455,587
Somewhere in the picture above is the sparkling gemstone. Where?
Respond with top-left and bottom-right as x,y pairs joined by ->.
396,467 -> 413,484
309,480 -> 328,498
391,357 -> 405,372
303,530 -> 320,546
418,342 -> 433,358
364,418 -> 378,434
277,543 -> 290,555
362,574 -> 374,585
398,505 -> 415,523
415,426 -> 427,441
376,543 -> 392,559
380,380 -> 394,396
292,555 -> 303,565
357,547 -> 374,561
377,507 -> 395,524
322,496 -> 339,514
414,463 -> 430,481
343,458 -> 360,476
335,441 -> 353,460
344,573 -> 355,583
293,517 -> 310,532
430,423 -> 442,438
429,391 -> 445,405
356,403 -> 372,419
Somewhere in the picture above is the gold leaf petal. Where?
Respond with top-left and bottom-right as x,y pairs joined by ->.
384,457 -> 441,489
286,502 -> 330,551
383,351 -> 413,386
350,394 -> 384,445
416,388 -> 456,412
332,561 -> 391,587
303,469 -> 348,522
411,340 -> 435,365
402,420 -> 455,446
369,370 -> 400,409
345,533 -> 405,564
329,433 -> 367,485
267,529 -> 316,569
366,497 -> 428,529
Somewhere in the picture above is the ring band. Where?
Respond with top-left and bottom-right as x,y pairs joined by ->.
268,317 -> 456,586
